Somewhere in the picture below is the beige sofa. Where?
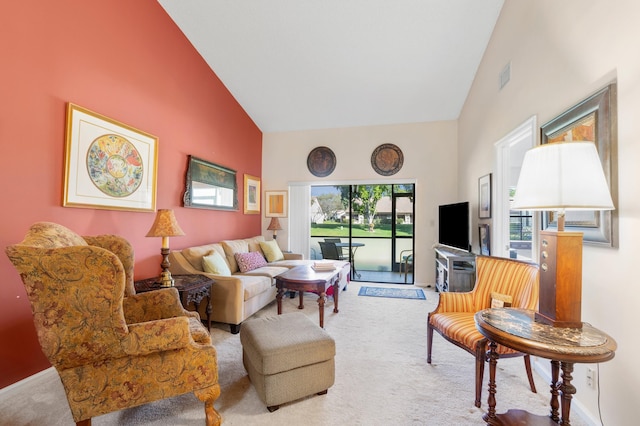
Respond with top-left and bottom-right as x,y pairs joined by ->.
169,235 -> 348,333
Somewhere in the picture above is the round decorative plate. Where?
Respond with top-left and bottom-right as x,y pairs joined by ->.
307,146 -> 336,177
371,143 -> 403,176
86,134 -> 143,197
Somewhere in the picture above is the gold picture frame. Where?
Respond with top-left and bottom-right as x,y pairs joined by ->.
244,174 -> 261,214
63,103 -> 158,212
265,190 -> 287,218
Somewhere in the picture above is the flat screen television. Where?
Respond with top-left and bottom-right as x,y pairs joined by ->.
438,201 -> 470,251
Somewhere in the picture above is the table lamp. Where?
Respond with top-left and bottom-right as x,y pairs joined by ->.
512,141 -> 614,327
267,217 -> 282,240
146,209 -> 185,287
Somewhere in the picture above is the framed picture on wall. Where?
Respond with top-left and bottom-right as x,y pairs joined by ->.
478,173 -> 492,218
540,83 -> 617,246
63,103 -> 158,212
265,190 -> 287,217
244,174 -> 260,214
479,223 -> 490,256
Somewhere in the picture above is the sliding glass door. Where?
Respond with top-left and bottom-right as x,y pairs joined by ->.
310,183 -> 414,284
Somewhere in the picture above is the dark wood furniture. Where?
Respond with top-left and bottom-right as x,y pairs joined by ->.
135,274 -> 214,330
475,308 -> 617,425
275,264 -> 346,328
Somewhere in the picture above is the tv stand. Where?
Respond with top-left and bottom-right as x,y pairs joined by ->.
434,245 -> 476,292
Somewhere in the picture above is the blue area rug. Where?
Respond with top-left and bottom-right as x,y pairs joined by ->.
358,286 -> 426,300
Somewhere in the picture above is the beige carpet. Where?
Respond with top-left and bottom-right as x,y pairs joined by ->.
0,283 -> 587,426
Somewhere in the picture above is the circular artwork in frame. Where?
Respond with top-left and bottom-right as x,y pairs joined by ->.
371,143 -> 404,176
307,146 -> 336,177
86,134 -> 143,197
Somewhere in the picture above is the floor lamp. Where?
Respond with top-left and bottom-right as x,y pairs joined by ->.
512,141 -> 614,328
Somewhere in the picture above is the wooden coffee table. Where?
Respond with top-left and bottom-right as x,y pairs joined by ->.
275,265 -> 344,328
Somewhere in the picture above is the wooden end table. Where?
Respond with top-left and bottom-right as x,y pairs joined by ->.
134,274 -> 214,330
275,264 -> 346,328
475,308 -> 617,426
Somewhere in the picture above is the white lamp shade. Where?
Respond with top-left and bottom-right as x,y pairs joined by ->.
512,141 -> 614,211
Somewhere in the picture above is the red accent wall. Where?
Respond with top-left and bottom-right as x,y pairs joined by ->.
0,0 -> 262,388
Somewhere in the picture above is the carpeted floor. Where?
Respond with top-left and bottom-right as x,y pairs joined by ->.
358,286 -> 426,299
0,283 -> 588,426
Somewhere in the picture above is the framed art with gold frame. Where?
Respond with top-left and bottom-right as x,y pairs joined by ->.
63,103 -> 158,212
244,174 -> 261,214
265,190 -> 287,218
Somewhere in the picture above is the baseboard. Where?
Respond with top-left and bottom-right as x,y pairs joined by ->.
0,367 -> 55,396
532,358 -> 600,426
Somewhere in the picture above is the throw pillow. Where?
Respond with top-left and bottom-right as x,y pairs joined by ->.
235,251 -> 268,273
490,292 -> 513,308
259,239 -> 285,263
202,251 -> 232,276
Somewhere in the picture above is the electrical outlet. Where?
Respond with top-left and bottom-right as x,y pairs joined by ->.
586,367 -> 597,389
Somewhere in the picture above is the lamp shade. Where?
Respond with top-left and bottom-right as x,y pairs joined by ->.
267,217 -> 282,231
146,209 -> 186,237
512,142 -> 614,211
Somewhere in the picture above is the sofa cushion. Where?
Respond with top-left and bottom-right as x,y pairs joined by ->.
259,240 -> 285,263
245,235 -> 265,253
239,265 -> 290,279
235,251 -> 268,273
243,276 -> 273,301
222,240 -> 249,273
202,251 -> 232,276
182,244 -> 225,272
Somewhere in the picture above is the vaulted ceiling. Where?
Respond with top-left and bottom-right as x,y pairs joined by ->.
158,0 -> 504,133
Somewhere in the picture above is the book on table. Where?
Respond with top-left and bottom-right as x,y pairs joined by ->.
312,261 -> 337,271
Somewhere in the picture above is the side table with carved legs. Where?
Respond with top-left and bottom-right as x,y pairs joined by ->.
135,274 -> 214,330
475,308 -> 616,426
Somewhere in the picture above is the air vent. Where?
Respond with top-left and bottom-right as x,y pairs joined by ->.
499,62 -> 511,90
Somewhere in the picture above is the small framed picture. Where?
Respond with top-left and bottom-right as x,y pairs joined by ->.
479,223 -> 490,256
244,174 -> 260,214
265,190 -> 287,218
478,173 -> 492,218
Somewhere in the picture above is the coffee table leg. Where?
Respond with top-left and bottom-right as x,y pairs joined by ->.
317,292 -> 326,328
298,290 -> 304,309
276,284 -> 284,315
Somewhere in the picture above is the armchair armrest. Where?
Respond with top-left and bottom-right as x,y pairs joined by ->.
283,252 -> 303,260
123,287 -> 191,324
430,291 -> 476,315
122,316 -> 192,356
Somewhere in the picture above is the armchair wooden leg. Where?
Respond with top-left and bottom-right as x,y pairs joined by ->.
523,354 -> 537,393
76,420 -> 91,426
426,321 -> 434,363
475,341 -> 487,408
194,385 -> 222,426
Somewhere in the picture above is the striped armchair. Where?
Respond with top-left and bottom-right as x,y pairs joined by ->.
427,255 -> 540,408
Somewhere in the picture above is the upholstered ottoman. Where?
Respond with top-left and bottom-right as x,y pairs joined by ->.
240,312 -> 336,412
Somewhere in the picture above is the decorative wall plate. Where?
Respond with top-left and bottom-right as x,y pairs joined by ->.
371,143 -> 403,176
307,146 -> 336,177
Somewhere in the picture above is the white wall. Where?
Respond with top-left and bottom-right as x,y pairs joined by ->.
262,121 -> 458,285
458,1 -> 640,424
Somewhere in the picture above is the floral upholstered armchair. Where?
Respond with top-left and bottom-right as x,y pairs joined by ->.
6,222 -> 221,426
427,255 -> 539,408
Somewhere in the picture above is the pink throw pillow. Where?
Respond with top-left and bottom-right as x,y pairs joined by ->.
235,251 -> 267,273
